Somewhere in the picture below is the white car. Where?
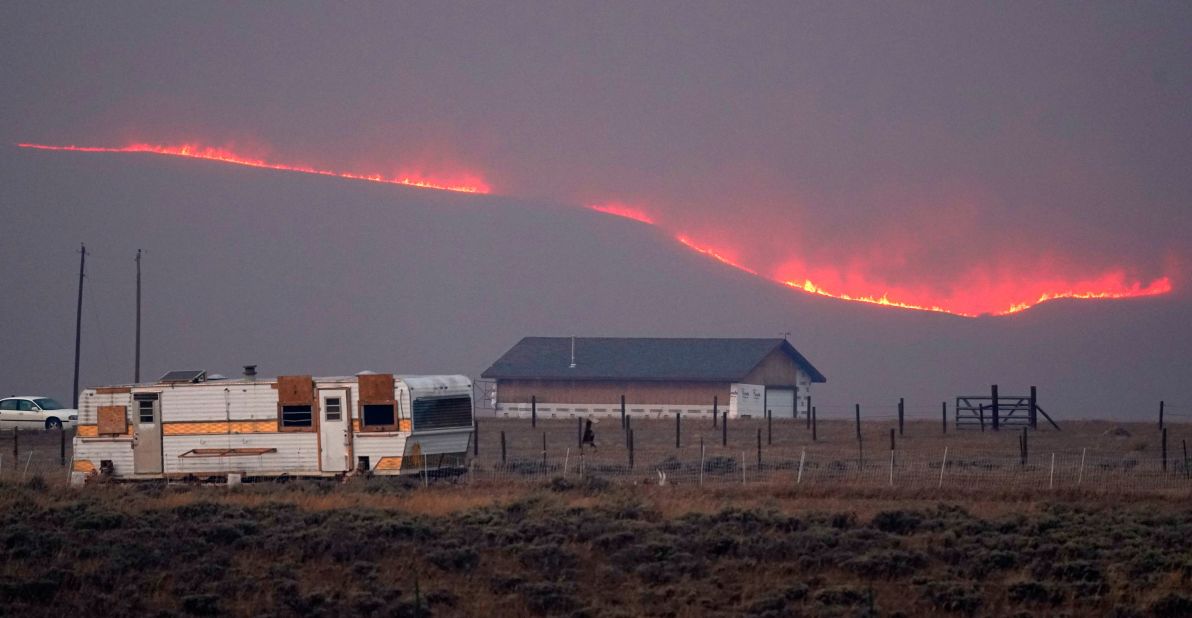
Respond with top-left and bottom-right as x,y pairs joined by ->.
0,396 -> 78,430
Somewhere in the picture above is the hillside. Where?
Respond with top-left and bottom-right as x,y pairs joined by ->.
1,145 -> 1189,418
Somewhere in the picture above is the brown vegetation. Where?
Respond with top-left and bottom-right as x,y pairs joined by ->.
2,478 -> 1191,616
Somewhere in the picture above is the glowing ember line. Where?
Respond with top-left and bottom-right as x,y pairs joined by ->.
997,278 -> 1173,315
587,203 -> 655,224
17,142 -> 489,194
779,279 -> 965,316
675,235 -> 758,276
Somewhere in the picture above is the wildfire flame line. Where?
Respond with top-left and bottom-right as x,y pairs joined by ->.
17,142 -> 489,194
19,140 -> 1173,316
616,214 -> 1171,317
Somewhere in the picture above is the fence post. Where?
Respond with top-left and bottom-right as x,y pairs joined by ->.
1049,453 -> 1055,490
942,401 -> 947,434
767,409 -> 772,446
60,426 -> 66,466
473,420 -> 479,456
1182,439 -> 1189,479
675,412 -> 681,448
620,395 -> 626,429
1029,386 -> 1038,430
1159,400 -> 1164,430
889,428 -> 895,451
13,427 -> 17,462
811,407 -> 817,441
625,415 -> 632,447
500,430 -> 506,466
888,449 -> 894,487
722,406 -> 727,446
21,451 -> 33,483
991,384 -> 999,431
855,404 -> 861,440
1078,447 -> 1086,486
628,429 -> 635,470
713,396 -> 718,428
1161,427 -> 1168,473
939,446 -> 948,489
898,398 -> 904,436
531,395 -> 537,428
756,428 -> 762,468
797,447 -> 805,485
563,448 -> 570,479
699,439 -> 705,487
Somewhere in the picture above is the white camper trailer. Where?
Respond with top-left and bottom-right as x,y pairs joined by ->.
71,371 -> 473,483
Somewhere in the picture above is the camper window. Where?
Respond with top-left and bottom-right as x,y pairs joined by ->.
325,398 -> 342,421
362,404 -> 396,429
281,405 -> 313,429
138,400 -> 154,423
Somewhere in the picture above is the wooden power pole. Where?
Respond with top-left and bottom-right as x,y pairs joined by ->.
134,249 -> 142,383
72,243 -> 87,408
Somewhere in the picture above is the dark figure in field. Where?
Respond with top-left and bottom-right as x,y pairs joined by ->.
582,418 -> 597,449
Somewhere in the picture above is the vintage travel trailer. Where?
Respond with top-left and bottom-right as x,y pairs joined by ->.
71,370 -> 473,484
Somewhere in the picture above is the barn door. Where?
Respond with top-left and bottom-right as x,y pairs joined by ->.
765,388 -> 796,419
133,393 -> 163,474
319,389 -> 350,472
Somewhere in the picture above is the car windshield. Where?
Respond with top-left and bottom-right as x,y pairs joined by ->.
34,398 -> 64,410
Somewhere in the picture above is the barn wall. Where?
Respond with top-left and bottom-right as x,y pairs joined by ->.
496,379 -> 730,406
740,348 -> 803,386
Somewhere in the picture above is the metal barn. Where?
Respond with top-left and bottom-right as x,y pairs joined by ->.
480,337 -> 826,420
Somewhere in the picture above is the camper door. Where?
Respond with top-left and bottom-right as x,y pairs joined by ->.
319,389 -> 350,472
132,393 -> 163,474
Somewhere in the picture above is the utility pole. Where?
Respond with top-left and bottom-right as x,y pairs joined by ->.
72,243 -> 87,408
134,249 -> 142,383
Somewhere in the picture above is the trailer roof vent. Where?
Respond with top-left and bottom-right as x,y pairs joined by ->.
159,370 -> 207,384
206,373 -> 229,381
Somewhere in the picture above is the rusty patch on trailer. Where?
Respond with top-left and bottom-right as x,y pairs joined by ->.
358,374 -> 395,403
276,375 -> 314,405
97,406 -> 130,435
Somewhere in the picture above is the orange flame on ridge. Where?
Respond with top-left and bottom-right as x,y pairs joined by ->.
587,202 -> 654,224
21,141 -> 1174,317
669,233 -> 1172,317
675,235 -> 759,276
17,142 -> 490,194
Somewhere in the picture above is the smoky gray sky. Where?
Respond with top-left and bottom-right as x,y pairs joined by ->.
3,2 -> 1190,315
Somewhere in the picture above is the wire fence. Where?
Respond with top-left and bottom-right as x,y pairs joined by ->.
450,449 -> 1192,494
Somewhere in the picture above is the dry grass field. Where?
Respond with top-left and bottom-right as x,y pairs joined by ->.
2,479 -> 1191,616
2,420 -> 1191,616
471,417 -> 1191,495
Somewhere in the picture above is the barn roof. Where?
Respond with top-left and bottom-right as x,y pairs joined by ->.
481,337 -> 827,383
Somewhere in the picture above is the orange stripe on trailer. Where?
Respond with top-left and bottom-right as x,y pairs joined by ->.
76,425 -> 98,437
73,459 -> 96,473
162,420 -> 278,435
374,456 -> 404,471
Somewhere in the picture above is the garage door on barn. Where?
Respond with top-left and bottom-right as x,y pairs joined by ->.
766,387 -> 796,419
